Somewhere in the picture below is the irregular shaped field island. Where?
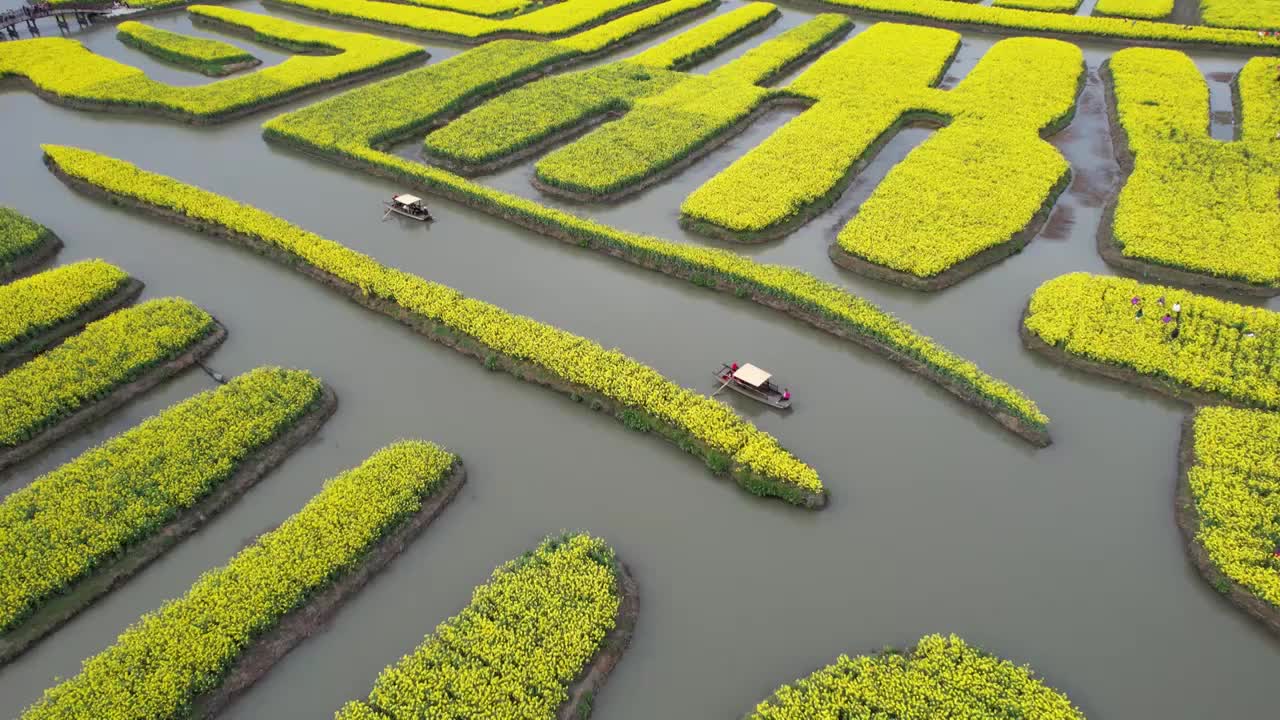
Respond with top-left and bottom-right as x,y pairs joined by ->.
0,259 -> 141,373
0,6 -> 425,123
0,297 -> 225,475
1092,0 -> 1173,19
1023,274 -> 1280,408
265,0 -> 674,41
681,23 -> 1081,290
0,368 -> 334,664
533,14 -> 853,200
261,19 -> 1050,446
116,21 -> 259,77
1103,49 -> 1280,296
43,145 -> 826,507
0,207 -> 60,281
799,0 -> 1280,48
749,634 -> 1084,719
1200,0 -> 1280,29
335,533 -> 636,720
19,441 -> 464,720
1179,406 -> 1280,636
422,2 -> 785,174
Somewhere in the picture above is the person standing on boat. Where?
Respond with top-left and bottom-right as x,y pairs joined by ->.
782,389 -> 790,402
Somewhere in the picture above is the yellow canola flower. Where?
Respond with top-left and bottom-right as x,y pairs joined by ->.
535,15 -> 851,196
0,368 -> 323,632
0,259 -> 129,352
1188,406 -> 1280,609
0,297 -> 216,447
44,145 -> 824,499
116,21 -> 255,72
0,206 -> 53,267
336,533 -> 621,720
0,7 -> 423,121
1092,0 -> 1173,19
750,634 -> 1084,719
268,0 -> 664,39
806,0 -> 1280,47
1108,49 -> 1280,288
1200,0 -> 1280,29
1025,273 -> 1280,408
21,441 -> 458,720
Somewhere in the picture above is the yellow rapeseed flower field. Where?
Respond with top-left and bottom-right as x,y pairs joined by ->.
0,7 -> 423,120
0,206 -> 53,268
0,260 -> 129,353
21,441 -> 458,720
1025,274 -> 1280,407
750,634 -> 1084,719
1189,406 -> 1280,609
0,368 -> 324,633
0,297 -> 216,447
337,533 -> 620,719
1109,49 -> 1280,288
116,21 -> 256,75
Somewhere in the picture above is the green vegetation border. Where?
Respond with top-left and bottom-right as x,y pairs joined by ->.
556,560 -> 639,720
0,276 -> 144,374
0,319 -> 227,478
1095,60 -> 1280,298
0,384 -> 337,666
182,459 -> 466,720
1175,413 -> 1280,639
45,158 -> 827,507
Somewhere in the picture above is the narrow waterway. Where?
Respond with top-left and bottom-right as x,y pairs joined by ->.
0,2 -> 1276,718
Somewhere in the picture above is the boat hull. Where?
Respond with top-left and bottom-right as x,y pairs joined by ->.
712,368 -> 791,409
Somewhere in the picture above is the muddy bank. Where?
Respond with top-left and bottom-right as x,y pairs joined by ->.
190,461 -> 467,719
1096,61 -> 1280,298
48,161 -> 827,508
0,229 -> 61,283
0,385 -> 337,666
0,320 -> 228,478
0,276 -> 144,374
1175,415 -> 1280,638
556,561 -> 640,720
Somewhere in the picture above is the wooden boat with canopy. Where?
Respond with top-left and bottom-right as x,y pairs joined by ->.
712,362 -> 791,409
383,193 -> 433,221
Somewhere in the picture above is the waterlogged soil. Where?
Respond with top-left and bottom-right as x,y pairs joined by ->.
0,2 -> 1276,719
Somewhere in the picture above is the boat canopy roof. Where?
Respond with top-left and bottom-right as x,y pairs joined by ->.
733,363 -> 771,387
393,194 -> 422,205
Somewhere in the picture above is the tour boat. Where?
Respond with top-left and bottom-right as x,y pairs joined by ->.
712,362 -> 792,409
383,194 -> 433,221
